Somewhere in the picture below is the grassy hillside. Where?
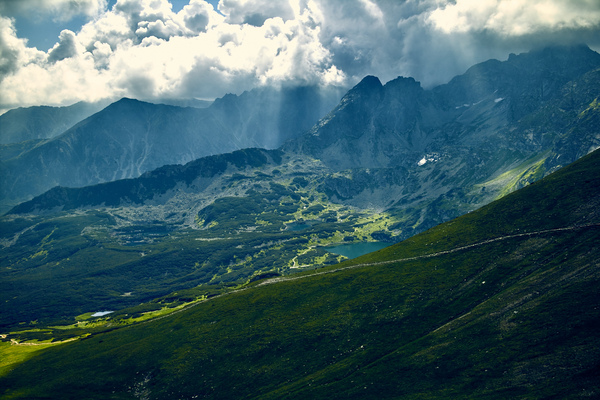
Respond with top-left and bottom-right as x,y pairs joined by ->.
1,149 -> 599,399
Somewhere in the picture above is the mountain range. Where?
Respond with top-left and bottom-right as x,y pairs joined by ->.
1,44 -> 600,397
0,100 -> 109,145
288,45 -> 600,170
0,43 -> 598,305
0,97 -> 214,147
0,85 -> 345,211
1,45 -> 599,323
8,45 -> 600,236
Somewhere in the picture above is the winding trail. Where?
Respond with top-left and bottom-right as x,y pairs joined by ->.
258,223 -> 600,286
142,222 -> 600,325
9,337 -> 81,346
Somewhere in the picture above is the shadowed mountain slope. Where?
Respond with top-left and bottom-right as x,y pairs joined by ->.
0,101 -> 109,145
282,45 -> 600,236
286,44 -> 600,170
1,146 -> 599,399
0,86 -> 344,211
8,148 -> 284,214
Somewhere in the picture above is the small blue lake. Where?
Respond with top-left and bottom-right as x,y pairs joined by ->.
91,311 -> 113,317
325,241 -> 391,259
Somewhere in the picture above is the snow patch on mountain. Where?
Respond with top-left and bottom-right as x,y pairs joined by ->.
418,153 -> 440,166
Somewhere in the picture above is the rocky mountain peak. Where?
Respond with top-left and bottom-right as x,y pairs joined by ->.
509,43 -> 600,72
336,75 -> 384,109
286,44 -> 600,172
434,44 -> 600,115
283,74 -> 431,170
107,97 -> 145,107
383,76 -> 420,91
353,75 -> 383,90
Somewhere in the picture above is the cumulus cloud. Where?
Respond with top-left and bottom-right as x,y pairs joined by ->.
0,16 -> 47,83
218,0 -> 295,26
0,17 -> 29,76
182,0 -> 213,33
1,0 -> 600,112
428,0 -> 600,36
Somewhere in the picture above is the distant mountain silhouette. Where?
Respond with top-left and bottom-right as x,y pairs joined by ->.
0,101 -> 109,144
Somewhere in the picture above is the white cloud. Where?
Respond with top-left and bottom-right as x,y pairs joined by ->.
0,45 -> 112,109
0,0 -> 346,109
427,0 -> 600,36
1,0 -> 599,112
0,17 -> 41,76
181,0 -> 215,33
218,0 -> 295,26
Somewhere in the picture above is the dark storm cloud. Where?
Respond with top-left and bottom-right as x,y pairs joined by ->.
48,30 -> 79,62
317,0 -> 600,88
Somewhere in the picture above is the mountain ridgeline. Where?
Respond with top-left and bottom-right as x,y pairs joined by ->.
9,148 -> 284,214
286,44 -> 600,169
0,85 -> 345,211
0,101 -> 109,145
2,132 -> 599,399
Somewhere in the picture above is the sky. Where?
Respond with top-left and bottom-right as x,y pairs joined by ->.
1,0 -> 599,114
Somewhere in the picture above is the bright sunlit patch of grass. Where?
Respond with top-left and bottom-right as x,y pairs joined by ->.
0,341 -> 53,378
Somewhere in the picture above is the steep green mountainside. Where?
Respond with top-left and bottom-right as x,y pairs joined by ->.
2,143 -> 599,399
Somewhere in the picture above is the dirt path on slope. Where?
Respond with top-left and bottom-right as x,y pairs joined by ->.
257,223 -> 600,286
132,223 -> 600,326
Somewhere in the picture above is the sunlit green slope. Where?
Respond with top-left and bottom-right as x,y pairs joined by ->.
1,149 -> 599,399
